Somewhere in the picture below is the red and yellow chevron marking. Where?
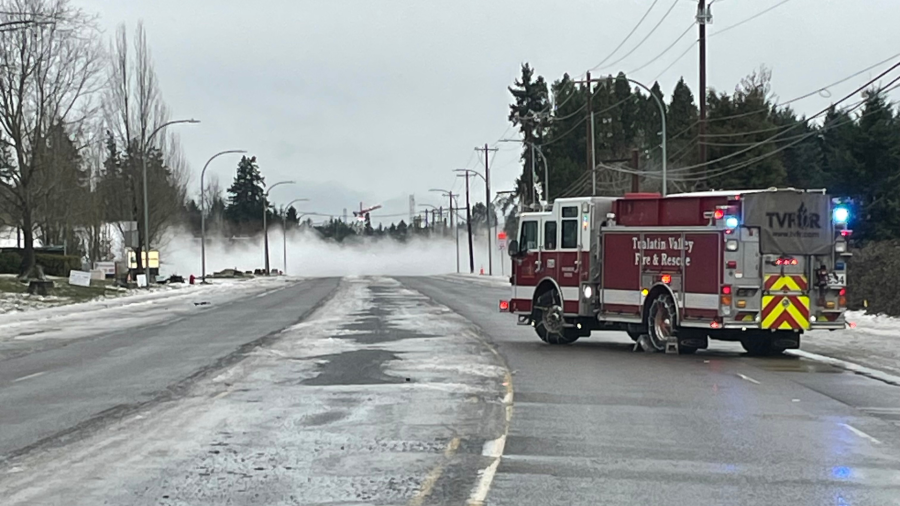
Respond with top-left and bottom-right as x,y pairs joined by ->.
762,295 -> 810,330
764,274 -> 808,292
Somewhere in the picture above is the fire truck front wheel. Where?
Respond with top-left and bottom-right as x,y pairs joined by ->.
533,289 -> 580,345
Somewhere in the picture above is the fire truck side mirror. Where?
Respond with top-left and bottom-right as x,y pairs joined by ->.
507,239 -> 520,257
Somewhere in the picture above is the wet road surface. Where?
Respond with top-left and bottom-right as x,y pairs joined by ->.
401,275 -> 900,506
0,277 -> 340,458
1,274 -> 899,505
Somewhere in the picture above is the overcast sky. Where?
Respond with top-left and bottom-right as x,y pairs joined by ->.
79,0 -> 900,223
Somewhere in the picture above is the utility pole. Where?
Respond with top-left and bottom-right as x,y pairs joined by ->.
575,73 -> 599,196
698,0 -> 710,170
475,143 -> 498,275
463,174 -> 474,273
631,149 -> 640,193
587,71 -> 596,196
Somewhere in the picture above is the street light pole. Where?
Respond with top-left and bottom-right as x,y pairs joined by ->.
263,181 -> 295,274
141,118 -> 199,286
626,78 -> 667,196
200,149 -> 246,282
281,198 -> 309,275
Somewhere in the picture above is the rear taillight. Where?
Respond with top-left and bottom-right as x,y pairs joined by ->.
726,260 -> 737,269
499,300 -> 509,312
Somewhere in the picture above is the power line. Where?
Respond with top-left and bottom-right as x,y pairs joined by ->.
595,0 -> 682,72
663,80 -> 900,181
667,50 -> 900,141
628,22 -> 695,76
708,0 -> 794,38
590,0 -> 662,71
642,63 -> 900,177
652,39 -> 697,82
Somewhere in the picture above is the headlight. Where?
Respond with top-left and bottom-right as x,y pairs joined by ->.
726,239 -> 739,251
582,285 -> 593,299
835,241 -> 847,253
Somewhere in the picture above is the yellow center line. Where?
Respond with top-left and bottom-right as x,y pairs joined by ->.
408,436 -> 461,506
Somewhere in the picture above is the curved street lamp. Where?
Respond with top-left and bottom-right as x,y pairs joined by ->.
262,181 -> 295,274
200,149 -> 247,282
281,198 -> 309,275
141,118 -> 199,286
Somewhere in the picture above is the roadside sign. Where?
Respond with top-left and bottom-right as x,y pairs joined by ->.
127,249 -> 160,269
498,230 -> 508,250
68,270 -> 92,287
95,261 -> 116,277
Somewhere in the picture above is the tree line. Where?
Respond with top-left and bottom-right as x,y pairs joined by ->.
507,63 -> 900,243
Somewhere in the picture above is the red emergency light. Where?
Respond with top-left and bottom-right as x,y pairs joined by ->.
840,230 -> 853,237
499,300 -> 509,311
660,274 -> 672,284
714,209 -> 725,220
774,257 -> 798,266
721,285 -> 732,295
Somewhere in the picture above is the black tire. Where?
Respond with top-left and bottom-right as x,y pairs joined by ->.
741,337 -> 785,356
647,292 -> 678,352
533,289 -> 580,345
678,345 -> 698,355
626,325 -> 644,342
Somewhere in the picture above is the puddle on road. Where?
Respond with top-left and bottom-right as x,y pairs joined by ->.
754,359 -> 844,374
301,350 -> 406,386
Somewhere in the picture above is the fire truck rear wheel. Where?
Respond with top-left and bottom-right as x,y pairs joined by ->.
740,337 -> 785,356
533,289 -> 580,345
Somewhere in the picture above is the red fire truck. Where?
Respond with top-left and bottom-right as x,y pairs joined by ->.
501,188 -> 851,355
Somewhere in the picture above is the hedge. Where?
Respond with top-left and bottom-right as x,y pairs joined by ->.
0,251 -> 82,277
847,240 -> 900,316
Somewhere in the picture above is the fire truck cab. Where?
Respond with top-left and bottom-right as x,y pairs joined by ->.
504,188 -> 851,355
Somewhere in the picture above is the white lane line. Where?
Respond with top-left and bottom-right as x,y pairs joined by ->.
467,370 -> 513,506
255,291 -> 271,298
788,350 -> 900,387
12,371 -> 46,383
840,423 -> 882,445
737,373 -> 761,385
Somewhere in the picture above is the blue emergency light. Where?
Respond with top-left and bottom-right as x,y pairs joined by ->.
724,216 -> 739,229
833,206 -> 850,225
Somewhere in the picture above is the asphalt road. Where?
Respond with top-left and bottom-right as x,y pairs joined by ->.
0,276 -> 340,459
401,276 -> 900,506
3,274 -> 900,505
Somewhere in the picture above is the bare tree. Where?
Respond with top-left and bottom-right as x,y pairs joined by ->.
0,0 -> 102,277
100,21 -> 188,270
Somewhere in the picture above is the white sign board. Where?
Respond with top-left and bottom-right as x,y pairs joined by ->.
136,274 -> 148,288
95,261 -> 116,277
498,238 -> 508,250
68,270 -> 92,287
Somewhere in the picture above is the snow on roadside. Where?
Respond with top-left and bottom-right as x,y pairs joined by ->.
803,310 -> 900,378
0,277 -> 295,353
439,272 -> 512,288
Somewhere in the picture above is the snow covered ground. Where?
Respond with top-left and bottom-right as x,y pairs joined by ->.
802,310 -> 900,378
0,276 -> 294,360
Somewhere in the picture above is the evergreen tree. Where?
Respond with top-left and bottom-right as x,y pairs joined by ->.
508,63 -> 549,206
285,206 -> 298,229
225,156 -> 265,226
850,90 -> 900,241
667,78 -> 699,170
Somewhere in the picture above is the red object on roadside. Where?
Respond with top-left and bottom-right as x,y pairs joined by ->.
189,274 -> 196,285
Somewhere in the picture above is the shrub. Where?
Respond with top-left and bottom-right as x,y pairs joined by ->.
0,251 -> 22,274
0,251 -> 81,277
847,240 -> 900,316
